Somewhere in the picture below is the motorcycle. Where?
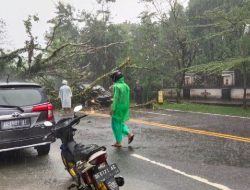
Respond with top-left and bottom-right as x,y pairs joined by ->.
43,105 -> 124,190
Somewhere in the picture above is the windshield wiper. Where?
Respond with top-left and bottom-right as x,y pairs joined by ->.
0,105 -> 24,113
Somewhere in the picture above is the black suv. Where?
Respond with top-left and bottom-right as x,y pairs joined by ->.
0,82 -> 55,155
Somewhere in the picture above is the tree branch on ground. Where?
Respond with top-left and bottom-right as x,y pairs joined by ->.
130,99 -> 157,108
74,57 -> 132,98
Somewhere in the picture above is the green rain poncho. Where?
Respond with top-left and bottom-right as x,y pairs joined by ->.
112,77 -> 130,122
111,77 -> 130,143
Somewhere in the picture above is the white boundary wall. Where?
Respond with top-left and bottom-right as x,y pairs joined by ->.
231,89 -> 250,100
163,88 -> 250,100
190,89 -> 221,99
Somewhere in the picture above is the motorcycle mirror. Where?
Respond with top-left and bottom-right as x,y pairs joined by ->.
44,121 -> 53,127
74,105 -> 83,112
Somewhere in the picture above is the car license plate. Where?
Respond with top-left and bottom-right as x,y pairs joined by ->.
1,118 -> 30,130
94,163 -> 120,183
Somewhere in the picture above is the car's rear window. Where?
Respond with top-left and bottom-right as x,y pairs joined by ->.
0,87 -> 47,107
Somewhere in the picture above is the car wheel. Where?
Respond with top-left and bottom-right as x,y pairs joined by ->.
37,144 -> 50,156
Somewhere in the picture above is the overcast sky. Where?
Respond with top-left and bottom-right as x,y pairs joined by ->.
0,0 -> 188,49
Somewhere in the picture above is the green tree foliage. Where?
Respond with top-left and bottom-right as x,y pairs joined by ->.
79,13 -> 125,86
140,0 -> 198,101
128,12 -> 163,100
1,0 -> 250,107
187,0 -> 247,64
187,1 -> 250,108
0,2 -> 127,105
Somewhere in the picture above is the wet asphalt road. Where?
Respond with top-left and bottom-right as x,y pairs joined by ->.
0,108 -> 249,190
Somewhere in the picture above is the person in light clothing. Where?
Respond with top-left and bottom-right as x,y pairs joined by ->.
59,80 -> 72,114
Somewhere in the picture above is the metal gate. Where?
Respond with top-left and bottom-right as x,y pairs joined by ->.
183,88 -> 190,99
221,88 -> 231,100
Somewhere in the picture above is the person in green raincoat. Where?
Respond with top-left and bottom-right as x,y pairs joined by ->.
110,70 -> 134,147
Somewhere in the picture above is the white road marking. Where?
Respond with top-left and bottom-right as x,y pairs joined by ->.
133,108 -> 250,120
132,110 -> 172,117
131,154 -> 232,190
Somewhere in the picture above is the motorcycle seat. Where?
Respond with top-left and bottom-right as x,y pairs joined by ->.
73,143 -> 106,161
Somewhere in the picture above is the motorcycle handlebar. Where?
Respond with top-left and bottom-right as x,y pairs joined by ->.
70,114 -> 88,126
43,114 -> 88,140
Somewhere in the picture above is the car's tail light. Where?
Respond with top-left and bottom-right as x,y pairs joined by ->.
47,103 -> 54,121
32,103 -> 54,121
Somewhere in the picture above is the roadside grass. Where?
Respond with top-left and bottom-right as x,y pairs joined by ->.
157,102 -> 250,118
